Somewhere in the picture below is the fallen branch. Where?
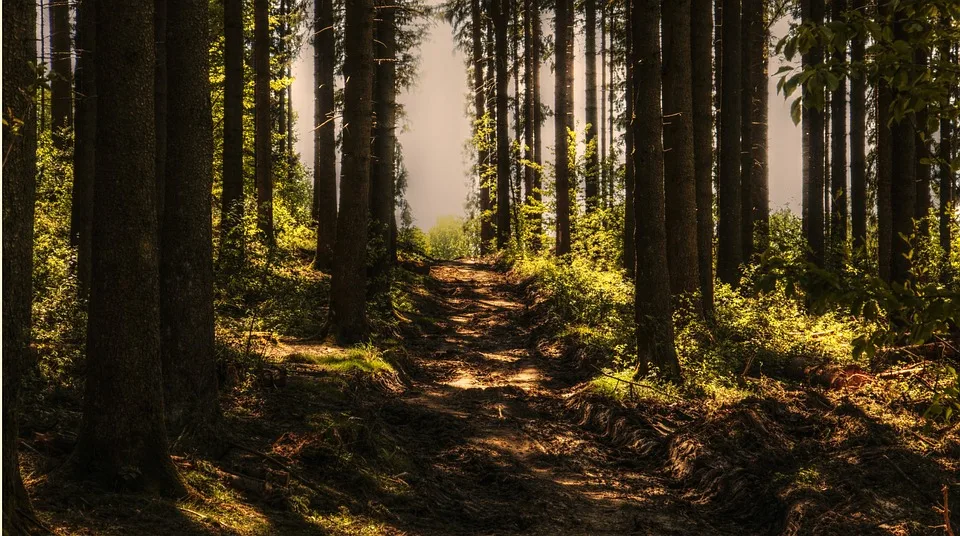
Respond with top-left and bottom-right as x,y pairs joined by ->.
944,485 -> 955,536
877,364 -> 928,379
590,366 -> 682,402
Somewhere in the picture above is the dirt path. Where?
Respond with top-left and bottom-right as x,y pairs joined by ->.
384,260 -> 716,535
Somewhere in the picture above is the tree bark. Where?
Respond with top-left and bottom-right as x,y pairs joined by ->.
632,0 -> 681,380
328,0 -> 375,343
472,0 -> 493,254
599,2 -> 607,206
370,0 -> 397,303
531,0 -> 543,247
740,0 -> 756,260
940,22 -> 954,269
155,0 -> 167,221
623,0 -> 635,277
691,0 -> 714,312
523,0 -> 537,225
890,10 -> 916,285
161,0 -> 220,438
221,0 -> 245,267
662,0 -> 700,298
254,0 -> 274,244
50,0 -> 73,147
73,0 -> 185,495
554,0 -> 572,254
751,4 -> 769,253
717,0 -> 742,284
914,47 -> 931,238
2,2 -> 38,530
314,0 -> 338,269
72,0 -> 96,296
585,0 -> 599,210
829,0 -> 847,266
493,0 -> 511,249
849,0 -> 867,252
801,0 -> 825,268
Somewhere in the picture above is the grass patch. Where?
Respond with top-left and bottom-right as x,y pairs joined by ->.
285,344 -> 394,375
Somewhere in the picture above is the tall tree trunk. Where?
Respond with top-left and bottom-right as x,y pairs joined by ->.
691,0 -> 714,312
740,0 -> 757,260
494,0 -> 511,249
278,0 -> 287,141
849,0 -> 867,253
155,0 -> 167,221
531,0 -> 543,247
512,3 -> 523,238
314,0 -> 338,269
584,0 -> 599,210
717,0 -> 742,284
72,0 -> 185,495
554,0 -> 572,254
623,0 -> 635,277
751,5 -> 769,253
370,0 -> 397,303
221,0 -> 245,267
49,0 -> 73,147
328,0 -> 375,343
632,0 -> 681,380
875,0 -> 893,281
72,0 -> 96,296
2,2 -> 38,531
39,0 -> 47,133
829,0 -> 847,265
890,10 -> 916,285
472,0 -> 493,254
801,0 -> 825,268
254,0 -> 274,244
161,0 -> 219,437
940,20 -> 954,269
599,1 -> 607,206
524,0 -> 536,213
662,0 -> 699,298
914,47 -> 931,238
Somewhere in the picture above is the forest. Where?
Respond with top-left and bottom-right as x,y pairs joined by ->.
2,0 -> 960,534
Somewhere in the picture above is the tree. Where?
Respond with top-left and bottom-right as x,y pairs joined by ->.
914,47 -> 931,238
742,0 -> 769,258
662,0 -> 700,299
889,6 -> 917,285
876,0 -> 893,281
849,0 -> 867,252
161,0 -> 219,435
327,0 -> 375,343
255,0 -> 274,244
623,0 -> 635,277
717,0 -> 743,284
493,0 -> 511,249
3,1 -> 38,530
829,0 -> 847,264
801,0 -> 825,268
523,0 -> 536,221
631,0 -> 681,380
50,0 -> 73,147
691,0 -> 714,311
221,0 -> 245,266
72,0 -> 96,295
370,0 -> 398,301
155,0 -> 168,220
71,0 -> 185,494
554,0 -> 572,255
314,0 -> 338,269
531,0 -> 544,247
940,15 -> 954,267
584,0 -> 599,209
469,0 -> 494,254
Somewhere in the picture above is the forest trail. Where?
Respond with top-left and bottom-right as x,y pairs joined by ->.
379,260 -> 711,535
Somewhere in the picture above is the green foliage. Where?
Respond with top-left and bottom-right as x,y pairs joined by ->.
284,344 -> 394,375
425,215 -> 477,260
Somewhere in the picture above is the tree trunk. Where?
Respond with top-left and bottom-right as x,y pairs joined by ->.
278,0 -> 287,141
751,5 -> 769,253
370,0 -> 397,303
585,0 -> 599,210
328,0 -> 375,343
632,0 -> 681,380
512,4 -> 523,237
599,1 -> 607,206
72,0 -> 96,296
523,0 -> 536,218
531,0 -> 543,247
717,0 -> 742,284
222,0 -> 245,267
2,2 -> 38,530
623,0 -> 635,277
849,0 -> 867,253
494,0 -> 511,249
554,0 -> 572,254
155,0 -> 167,221
314,0 -> 338,269
50,0 -> 73,147
254,0 -> 274,244
940,21 -> 954,269
691,0 -> 714,312
801,0 -> 825,268
161,0 -> 220,438
72,0 -> 185,495
829,0 -> 847,266
472,0 -> 493,254
889,11 -> 916,286
914,47 -> 931,238
740,0 -> 756,260
662,0 -> 700,298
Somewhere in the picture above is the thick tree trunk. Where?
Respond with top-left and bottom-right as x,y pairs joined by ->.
940,23 -> 955,269
155,0 -> 167,221
554,0 -> 572,254
524,0 -> 536,222
632,0 -> 681,380
314,0 -> 338,269
751,6 -> 769,253
889,12 -> 916,285
370,0 -> 397,303
740,0 -> 757,260
662,0 -> 700,298
531,0 -> 543,247
829,0 -> 847,266
73,0 -> 185,495
914,50 -> 931,238
50,0 -> 72,147
72,0 -> 96,297
691,0 -> 714,312
2,2 -> 38,531
161,0 -> 220,438
472,0 -> 493,255
512,5 -> 523,237
599,2 -> 607,206
254,0 -> 274,244
328,0 -> 375,343
585,0 -> 599,210
623,0 -> 635,277
221,0 -> 245,267
802,0 -> 825,268
717,0 -> 742,284
877,79 -> 893,281
494,0 -> 511,249
849,0 -> 867,252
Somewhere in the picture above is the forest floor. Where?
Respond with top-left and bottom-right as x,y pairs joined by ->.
22,260 -> 959,535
